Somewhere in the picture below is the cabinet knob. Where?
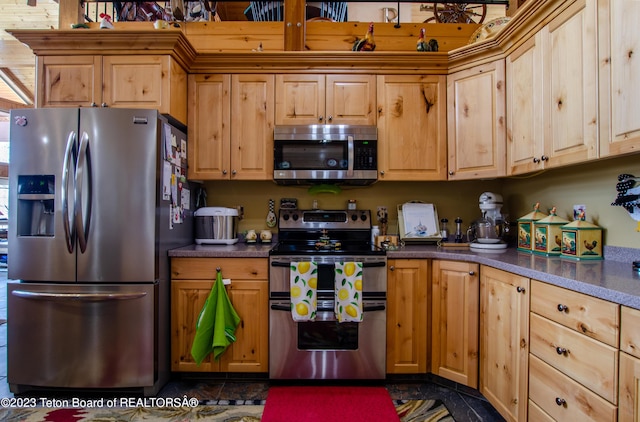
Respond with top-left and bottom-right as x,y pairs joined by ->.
557,304 -> 568,312
469,271 -> 475,276
222,169 -> 227,175
541,155 -> 549,161
327,115 -> 333,122
232,170 -> 237,175
533,157 -> 540,163
516,286 -> 525,293
380,170 -> 385,176
389,266 -> 395,271
318,115 -> 324,122
555,397 -> 566,406
448,171 -> 454,175
101,103 -> 108,107
556,346 -> 567,355
90,102 -> 98,107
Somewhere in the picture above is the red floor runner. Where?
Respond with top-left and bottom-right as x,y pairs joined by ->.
261,385 -> 400,422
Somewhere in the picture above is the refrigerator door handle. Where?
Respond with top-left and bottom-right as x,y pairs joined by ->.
75,131 -> 93,254
62,131 -> 77,253
11,290 -> 148,302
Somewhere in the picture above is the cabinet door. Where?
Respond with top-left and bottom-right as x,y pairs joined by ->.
325,74 -> 376,125
480,266 -> 529,422
507,34 -> 545,175
431,260 -> 479,388
377,75 -> 447,181
541,0 -> 598,167
620,352 -> 640,422
275,74 -> 325,125
103,55 -> 186,121
37,55 -> 102,108
599,0 -> 640,156
171,279 -> 220,372
447,60 -> 506,180
219,279 -> 269,372
230,74 -> 275,180
386,259 -> 429,374
188,74 -> 231,180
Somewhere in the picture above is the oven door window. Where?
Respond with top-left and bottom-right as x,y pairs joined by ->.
297,321 -> 358,350
275,141 -> 347,171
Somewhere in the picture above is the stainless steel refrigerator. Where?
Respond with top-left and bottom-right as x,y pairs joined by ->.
7,108 -> 193,395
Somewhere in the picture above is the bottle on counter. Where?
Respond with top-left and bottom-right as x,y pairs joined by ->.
371,225 -> 380,247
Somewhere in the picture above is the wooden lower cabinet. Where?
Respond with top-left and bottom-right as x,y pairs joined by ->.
479,266 -> 529,422
431,260 -> 479,388
170,258 -> 268,372
386,259 -> 429,374
620,352 -> 640,422
529,354 -> 616,421
620,306 -> 640,422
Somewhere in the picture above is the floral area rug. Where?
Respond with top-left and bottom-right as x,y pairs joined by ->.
0,398 -> 454,421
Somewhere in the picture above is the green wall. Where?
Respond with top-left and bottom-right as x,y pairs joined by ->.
200,154 -> 640,248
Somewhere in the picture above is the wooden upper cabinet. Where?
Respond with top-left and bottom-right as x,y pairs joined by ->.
377,75 -> 447,181
188,74 -> 231,180
447,60 -> 506,180
37,55 -> 102,108
188,74 -> 274,180
275,74 -> 375,125
599,0 -> 640,157
508,0 -> 597,175
230,74 -> 275,180
38,55 -> 187,124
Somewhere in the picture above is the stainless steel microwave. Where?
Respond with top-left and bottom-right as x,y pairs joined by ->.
273,125 -> 378,185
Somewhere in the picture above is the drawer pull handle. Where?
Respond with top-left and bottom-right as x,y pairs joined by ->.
557,304 -> 568,312
516,286 -> 525,293
555,397 -> 566,406
556,346 -> 567,355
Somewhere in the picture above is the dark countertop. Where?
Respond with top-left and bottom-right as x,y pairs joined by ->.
169,243 -> 640,310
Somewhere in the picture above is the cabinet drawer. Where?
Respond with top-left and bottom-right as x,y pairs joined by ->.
530,280 -> 619,346
171,258 -> 268,280
529,355 -> 617,422
621,306 -> 640,359
528,400 -> 555,422
530,313 -> 618,403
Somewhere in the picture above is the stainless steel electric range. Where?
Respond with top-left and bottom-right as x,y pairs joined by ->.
268,209 -> 387,380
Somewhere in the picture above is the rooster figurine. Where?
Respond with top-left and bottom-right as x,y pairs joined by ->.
417,28 -> 427,52
353,22 -> 376,52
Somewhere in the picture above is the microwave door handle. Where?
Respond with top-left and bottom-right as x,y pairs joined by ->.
347,135 -> 354,177
62,131 -> 77,253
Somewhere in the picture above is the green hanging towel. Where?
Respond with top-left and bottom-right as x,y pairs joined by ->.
190,268 -> 241,365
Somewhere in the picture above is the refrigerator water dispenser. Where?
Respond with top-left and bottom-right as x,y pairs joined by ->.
16,175 -> 55,237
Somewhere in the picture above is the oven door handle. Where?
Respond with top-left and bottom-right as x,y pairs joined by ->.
271,303 -> 386,313
270,261 -> 386,268
271,304 -> 291,312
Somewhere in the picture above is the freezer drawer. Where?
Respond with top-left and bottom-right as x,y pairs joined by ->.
8,282 -> 157,391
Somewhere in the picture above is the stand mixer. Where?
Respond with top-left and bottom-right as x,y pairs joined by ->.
467,192 -> 509,250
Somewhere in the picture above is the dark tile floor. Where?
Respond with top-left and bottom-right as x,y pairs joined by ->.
0,271 -> 504,421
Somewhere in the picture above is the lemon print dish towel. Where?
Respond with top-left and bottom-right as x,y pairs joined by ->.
290,261 -> 318,321
335,261 -> 363,322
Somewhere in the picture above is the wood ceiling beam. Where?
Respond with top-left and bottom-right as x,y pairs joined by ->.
0,97 -> 31,111
0,68 -> 34,105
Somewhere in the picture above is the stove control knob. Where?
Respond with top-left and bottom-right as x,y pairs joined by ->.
292,213 -> 299,221
283,213 -> 290,221
360,213 -> 367,222
351,214 -> 358,221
